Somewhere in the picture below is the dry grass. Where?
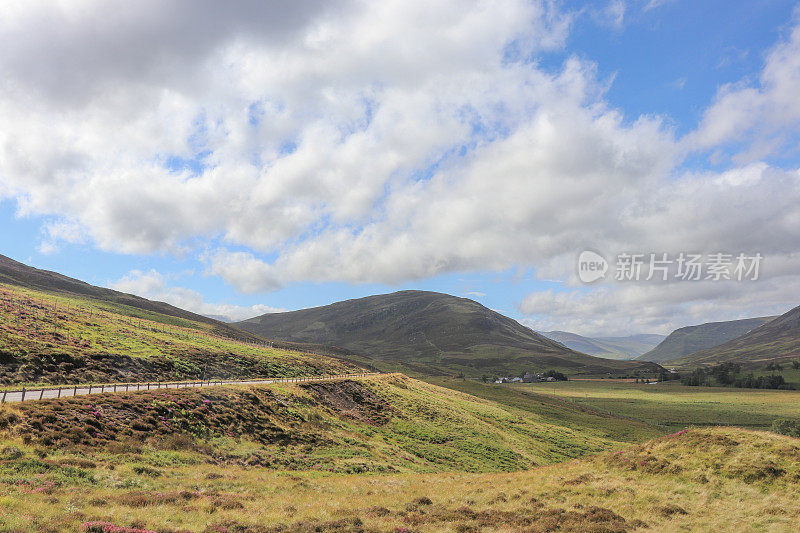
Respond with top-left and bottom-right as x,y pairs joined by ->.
0,427 -> 798,531
1,375 -> 799,531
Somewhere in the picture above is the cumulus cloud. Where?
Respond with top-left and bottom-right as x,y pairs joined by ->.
519,270 -> 800,337
2,2 -> 800,335
109,269 -> 282,322
0,0 -> 570,254
690,16 -> 800,161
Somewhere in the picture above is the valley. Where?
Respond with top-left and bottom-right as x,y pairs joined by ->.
4,4 -> 800,531
1,256 -> 799,532
0,379 -> 798,531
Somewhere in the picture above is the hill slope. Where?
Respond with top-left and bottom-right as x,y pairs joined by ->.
235,290 -> 662,377
0,256 -> 360,384
0,254 -> 257,342
540,331 -> 664,360
680,304 -> 800,366
1,375 -> 655,473
0,378 -> 796,532
636,316 -> 774,363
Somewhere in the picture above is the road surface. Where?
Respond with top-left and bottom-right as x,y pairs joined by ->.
0,373 -> 380,404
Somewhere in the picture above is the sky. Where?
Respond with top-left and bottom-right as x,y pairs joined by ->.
1,0 -> 800,336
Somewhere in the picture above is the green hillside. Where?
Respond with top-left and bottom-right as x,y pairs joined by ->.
0,254 -> 259,342
1,382 -> 797,532
235,290 -> 663,378
541,330 -> 664,359
0,375 -> 654,475
0,258 -> 361,385
678,304 -> 800,366
636,316 -> 774,364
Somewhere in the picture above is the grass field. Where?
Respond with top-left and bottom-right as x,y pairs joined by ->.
0,283 -> 359,385
507,379 -> 800,431
2,376 -> 799,531
425,378 -> 665,443
0,425 -> 797,531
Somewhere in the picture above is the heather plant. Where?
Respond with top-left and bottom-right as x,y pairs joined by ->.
0,283 -> 360,386
0,377 -> 798,531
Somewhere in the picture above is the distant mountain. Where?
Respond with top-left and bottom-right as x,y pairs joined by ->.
235,290 -> 662,377
0,254 -> 258,342
636,316 -> 775,364
540,331 -> 665,360
681,305 -> 800,366
203,314 -> 233,323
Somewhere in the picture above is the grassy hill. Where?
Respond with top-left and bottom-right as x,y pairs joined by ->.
636,316 -> 775,364
0,375 -> 797,531
0,256 -> 361,385
0,375 -> 655,474
541,330 -> 664,360
235,290 -> 662,378
678,304 -> 800,366
0,254 -> 258,343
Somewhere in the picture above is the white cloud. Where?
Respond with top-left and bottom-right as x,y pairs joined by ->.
109,269 -> 282,322
0,0 -> 572,255
690,17 -> 800,161
642,0 -> 675,12
598,0 -> 626,30
1,2 -> 800,336
518,269 -> 800,337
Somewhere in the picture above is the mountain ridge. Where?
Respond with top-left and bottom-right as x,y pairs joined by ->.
636,316 -> 776,364
235,290 -> 662,377
678,305 -> 800,366
540,330 -> 665,360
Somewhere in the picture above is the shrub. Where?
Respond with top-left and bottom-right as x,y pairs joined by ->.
1,446 -> 24,460
132,465 -> 162,477
682,368 -> 707,386
771,418 -> 800,438
542,370 -> 568,381
81,522 -> 155,533
156,433 -> 194,451
734,373 -> 793,390
658,504 -> 688,517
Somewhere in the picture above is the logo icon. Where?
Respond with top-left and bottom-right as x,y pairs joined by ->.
578,251 -> 608,283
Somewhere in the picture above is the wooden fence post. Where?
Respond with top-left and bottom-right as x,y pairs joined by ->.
57,387 -> 62,398
1,390 -> 6,403
21,387 -> 26,402
39,389 -> 44,400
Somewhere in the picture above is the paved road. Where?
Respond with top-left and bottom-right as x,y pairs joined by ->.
0,373 -> 380,404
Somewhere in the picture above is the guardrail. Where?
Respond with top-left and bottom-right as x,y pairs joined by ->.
0,372 -> 383,404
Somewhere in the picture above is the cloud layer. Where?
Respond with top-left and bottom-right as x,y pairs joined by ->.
1,1 -> 800,335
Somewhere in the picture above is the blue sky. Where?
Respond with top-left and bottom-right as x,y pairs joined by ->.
2,1 -> 800,335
